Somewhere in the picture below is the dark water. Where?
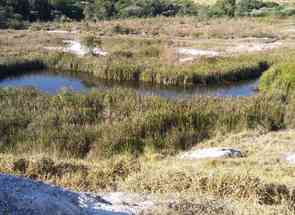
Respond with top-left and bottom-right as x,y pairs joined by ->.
0,72 -> 88,94
0,71 -> 259,99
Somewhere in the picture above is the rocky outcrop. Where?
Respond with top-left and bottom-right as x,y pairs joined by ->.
0,174 -> 154,215
179,148 -> 242,160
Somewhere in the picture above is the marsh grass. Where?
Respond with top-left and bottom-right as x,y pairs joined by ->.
259,61 -> 295,93
1,51 -> 271,87
0,84 -> 290,159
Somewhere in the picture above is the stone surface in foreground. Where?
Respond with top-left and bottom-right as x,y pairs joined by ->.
0,174 -> 153,215
179,148 -> 242,160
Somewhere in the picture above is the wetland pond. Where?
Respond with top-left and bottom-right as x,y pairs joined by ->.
0,71 -> 259,99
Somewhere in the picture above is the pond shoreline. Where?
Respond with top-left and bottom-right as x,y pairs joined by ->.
0,69 -> 261,99
0,54 -> 269,99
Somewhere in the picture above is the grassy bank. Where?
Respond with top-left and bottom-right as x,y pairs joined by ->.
0,52 -> 271,87
0,86 -> 291,159
260,61 -> 295,93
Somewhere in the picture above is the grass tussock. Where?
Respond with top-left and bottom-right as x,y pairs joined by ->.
259,61 -> 295,93
0,85 -> 292,159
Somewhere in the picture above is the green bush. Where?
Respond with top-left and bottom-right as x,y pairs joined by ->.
236,0 -> 267,16
250,6 -> 295,17
118,5 -> 145,18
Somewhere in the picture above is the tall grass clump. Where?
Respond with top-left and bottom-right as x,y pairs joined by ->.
30,52 -> 270,87
0,89 -> 104,158
259,61 -> 295,93
0,87 -> 289,159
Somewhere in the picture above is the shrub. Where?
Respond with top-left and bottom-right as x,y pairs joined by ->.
34,157 -> 56,176
236,0 -> 267,16
211,0 -> 236,17
12,158 -> 29,173
118,5 -> 145,18
138,46 -> 160,58
112,24 -> 137,35
80,34 -> 102,51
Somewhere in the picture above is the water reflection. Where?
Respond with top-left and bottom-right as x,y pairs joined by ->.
0,71 -> 259,99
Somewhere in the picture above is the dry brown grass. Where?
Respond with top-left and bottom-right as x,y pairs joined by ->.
2,129 -> 295,214
1,130 -> 295,194
2,16 -> 295,66
1,11 -> 295,59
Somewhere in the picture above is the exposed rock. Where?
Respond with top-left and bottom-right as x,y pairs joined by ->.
0,173 -> 154,215
179,148 -> 242,160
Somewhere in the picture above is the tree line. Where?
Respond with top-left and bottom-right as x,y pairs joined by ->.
0,0 -> 288,28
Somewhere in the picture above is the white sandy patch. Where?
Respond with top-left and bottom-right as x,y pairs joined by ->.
284,153 -> 295,164
227,41 -> 282,53
47,30 -> 72,34
63,40 -> 90,56
47,30 -> 79,34
44,40 -> 108,57
177,48 -> 220,57
176,39 -> 282,63
0,173 -> 154,215
93,48 -> 108,56
282,28 -> 295,33
176,48 -> 220,63
179,148 -> 242,160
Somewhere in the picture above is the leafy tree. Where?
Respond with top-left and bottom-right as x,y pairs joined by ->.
50,0 -> 83,20
5,0 -> 30,19
0,6 -> 8,28
236,0 -> 278,16
29,0 -> 52,21
94,0 -> 117,19
83,0 -> 97,20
